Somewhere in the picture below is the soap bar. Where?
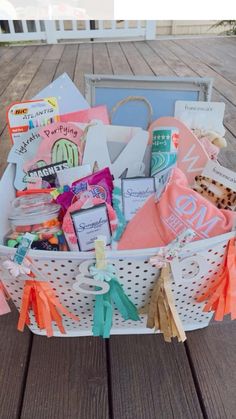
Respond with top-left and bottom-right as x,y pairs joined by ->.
122,177 -> 155,222
71,204 -> 112,252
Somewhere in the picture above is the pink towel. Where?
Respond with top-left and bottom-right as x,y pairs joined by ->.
199,137 -> 219,160
118,168 -> 236,250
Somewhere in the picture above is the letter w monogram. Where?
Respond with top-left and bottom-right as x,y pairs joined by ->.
181,144 -> 205,173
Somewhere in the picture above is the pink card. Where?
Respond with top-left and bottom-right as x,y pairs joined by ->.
61,106 -> 110,125
149,117 -> 210,185
24,122 -> 84,173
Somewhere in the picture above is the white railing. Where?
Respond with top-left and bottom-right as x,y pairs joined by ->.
0,20 -> 47,42
0,20 -> 156,44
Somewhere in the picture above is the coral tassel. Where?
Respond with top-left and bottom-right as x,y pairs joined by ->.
197,238 -> 236,321
18,279 -> 79,337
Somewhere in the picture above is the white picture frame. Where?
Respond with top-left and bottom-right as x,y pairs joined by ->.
85,74 -> 213,129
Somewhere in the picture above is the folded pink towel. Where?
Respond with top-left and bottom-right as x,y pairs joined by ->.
118,168 -> 236,250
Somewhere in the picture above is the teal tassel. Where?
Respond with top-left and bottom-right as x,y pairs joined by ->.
92,292 -> 113,338
109,279 -> 140,321
102,294 -> 113,338
92,294 -> 104,337
90,264 -> 140,338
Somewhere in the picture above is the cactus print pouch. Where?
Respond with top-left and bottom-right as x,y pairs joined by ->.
24,122 -> 84,178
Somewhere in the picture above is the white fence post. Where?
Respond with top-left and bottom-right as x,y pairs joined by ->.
145,21 -> 156,40
0,20 -> 151,43
8,20 -> 15,35
44,20 -> 58,44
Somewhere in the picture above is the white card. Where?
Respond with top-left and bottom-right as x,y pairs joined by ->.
202,160 -> 236,192
33,73 -> 89,114
174,101 -> 225,136
57,164 -> 92,186
71,204 -> 111,251
122,177 -> 155,221
82,121 -> 149,178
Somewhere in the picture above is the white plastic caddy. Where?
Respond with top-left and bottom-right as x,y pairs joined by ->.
0,164 -> 233,337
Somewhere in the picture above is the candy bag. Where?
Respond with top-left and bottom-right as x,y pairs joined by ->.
55,167 -> 113,212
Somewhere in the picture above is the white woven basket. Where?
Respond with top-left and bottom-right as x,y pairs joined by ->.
0,165 -> 233,337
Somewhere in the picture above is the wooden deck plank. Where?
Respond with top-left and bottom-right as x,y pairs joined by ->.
171,39 -> 236,106
0,46 -> 54,176
216,37 -> 236,58
54,44 -> 79,80
20,336 -> 109,419
147,40 -> 197,78
24,60 -> 60,99
0,48 -> 26,96
74,43 -> 93,96
0,46 -> 38,97
217,142 -> 236,172
134,41 -> 176,76
0,46 -> 23,65
202,37 -> 236,62
220,36 -> 236,46
107,42 -> 132,75
211,89 -> 236,143
195,38 -> 236,64
182,38 -> 236,85
0,46 -> 9,57
186,323 -> 236,419
109,335 -> 204,419
44,44 -> 65,61
0,306 -> 32,419
93,43 -> 113,74
0,46 -> 49,135
159,40 -> 236,138
0,47 -> 58,177
120,42 -> 154,75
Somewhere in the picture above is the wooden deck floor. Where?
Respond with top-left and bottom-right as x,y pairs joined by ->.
0,37 -> 236,419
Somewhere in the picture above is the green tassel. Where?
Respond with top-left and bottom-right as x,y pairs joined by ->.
91,264 -> 140,339
92,292 -> 113,338
110,279 -> 140,321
